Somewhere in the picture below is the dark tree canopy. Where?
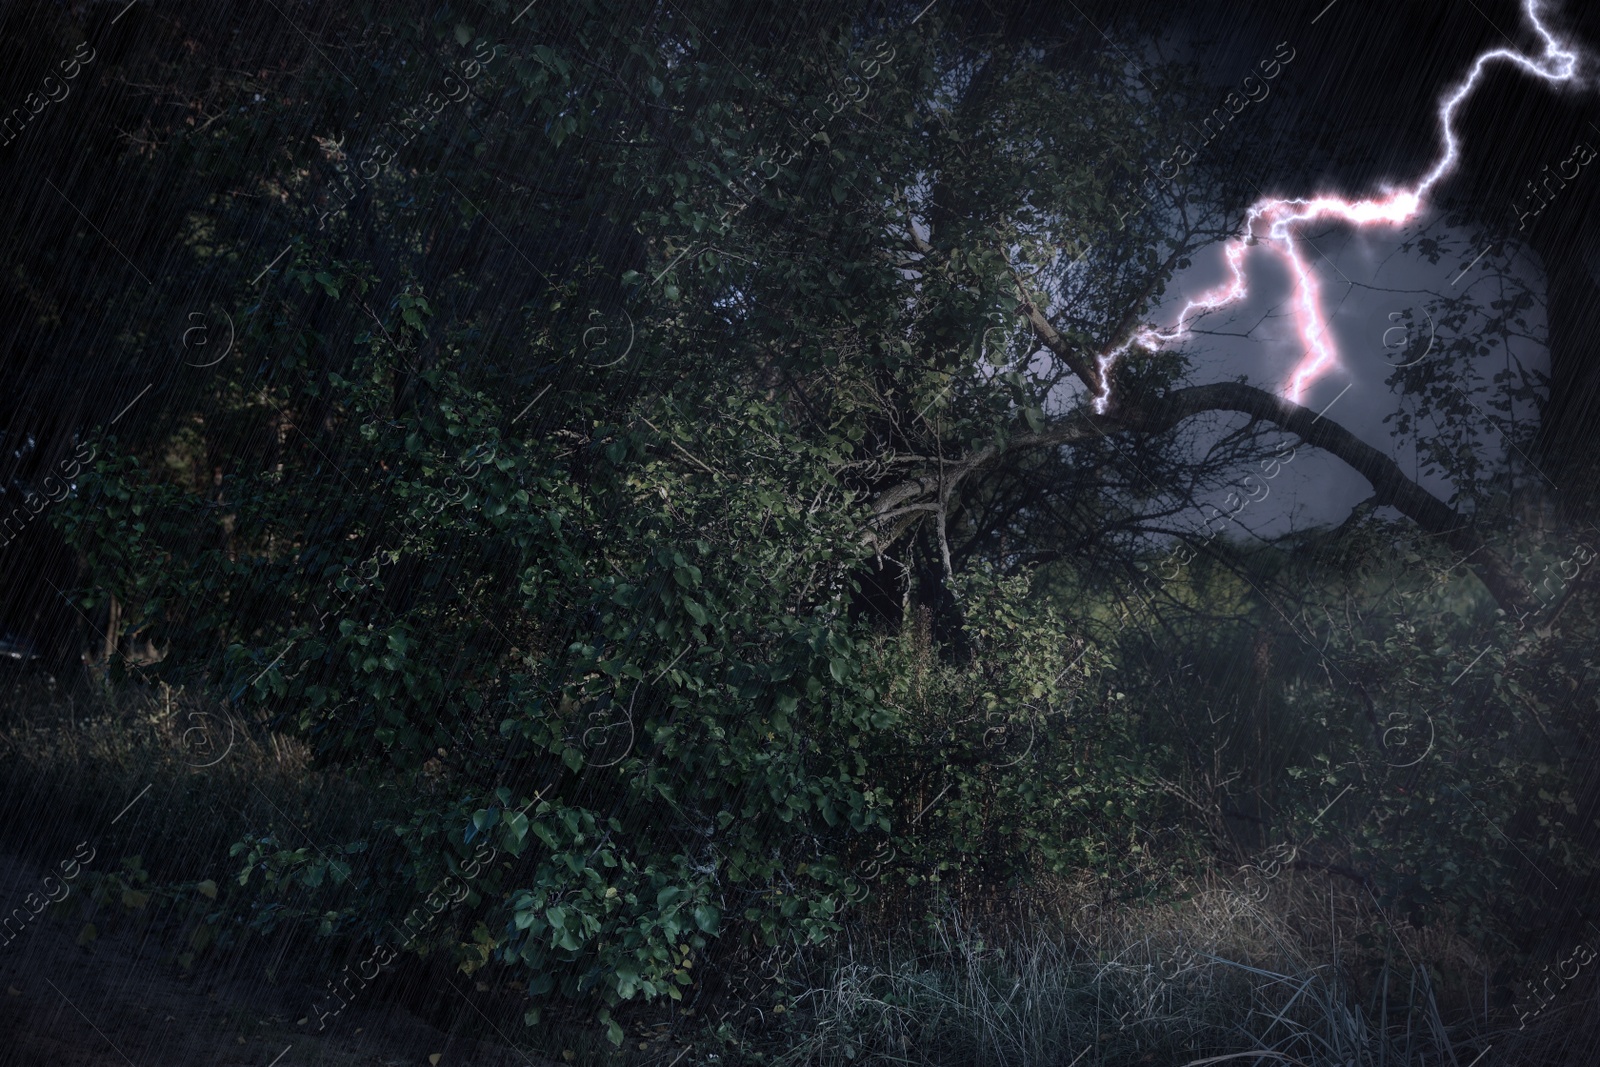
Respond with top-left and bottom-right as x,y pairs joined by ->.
0,0 -> 1596,1049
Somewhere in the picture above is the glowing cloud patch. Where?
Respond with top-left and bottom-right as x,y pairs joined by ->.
1095,0 -> 1580,412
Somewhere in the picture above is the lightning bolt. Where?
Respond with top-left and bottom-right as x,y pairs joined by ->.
1095,0 -> 1581,413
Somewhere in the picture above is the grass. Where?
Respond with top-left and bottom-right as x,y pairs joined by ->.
4,671 -> 1598,1065
755,871 -> 1597,1067
0,670 -> 380,885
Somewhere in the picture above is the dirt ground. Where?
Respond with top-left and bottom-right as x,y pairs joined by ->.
0,848 -> 563,1067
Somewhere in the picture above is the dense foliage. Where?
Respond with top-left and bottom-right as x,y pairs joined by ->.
7,0 -> 1596,1046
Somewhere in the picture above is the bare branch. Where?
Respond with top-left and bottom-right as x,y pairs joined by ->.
1010,268 -> 1101,393
868,381 -> 1538,617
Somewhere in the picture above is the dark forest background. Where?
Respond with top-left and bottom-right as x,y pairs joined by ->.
2,1 -> 1600,1064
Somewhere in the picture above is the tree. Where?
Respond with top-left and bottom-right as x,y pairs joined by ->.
30,0 -> 1586,1040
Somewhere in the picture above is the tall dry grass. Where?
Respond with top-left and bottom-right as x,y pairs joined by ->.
765,867 -> 1596,1067
5,673 -> 1598,1065
0,671 -> 370,885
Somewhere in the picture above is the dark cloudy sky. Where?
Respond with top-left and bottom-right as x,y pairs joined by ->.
1044,0 -> 1584,540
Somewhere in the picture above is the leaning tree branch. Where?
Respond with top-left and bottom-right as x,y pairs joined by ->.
1011,270 -> 1101,393
867,380 -> 1538,617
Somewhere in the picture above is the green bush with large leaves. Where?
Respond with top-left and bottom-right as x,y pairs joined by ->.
39,0 -> 1600,1046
